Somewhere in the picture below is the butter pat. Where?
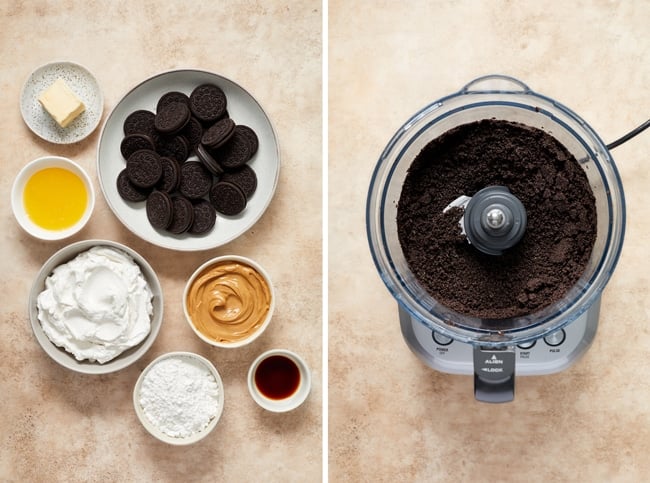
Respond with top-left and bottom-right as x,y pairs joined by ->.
38,78 -> 85,128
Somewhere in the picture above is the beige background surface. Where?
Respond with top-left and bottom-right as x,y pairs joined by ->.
3,1 -> 650,481
329,1 -> 650,482
0,1 -> 321,482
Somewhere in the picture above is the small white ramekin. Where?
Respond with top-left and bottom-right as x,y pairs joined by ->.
11,155 -> 95,240
247,349 -> 312,412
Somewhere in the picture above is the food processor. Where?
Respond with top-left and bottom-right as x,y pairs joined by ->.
366,75 -> 635,403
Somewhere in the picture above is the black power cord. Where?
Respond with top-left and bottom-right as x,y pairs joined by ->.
607,119 -> 650,150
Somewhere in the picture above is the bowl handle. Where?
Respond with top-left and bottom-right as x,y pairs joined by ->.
473,346 -> 516,403
461,75 -> 531,94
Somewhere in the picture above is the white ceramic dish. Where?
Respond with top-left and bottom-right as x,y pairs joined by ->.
20,61 -> 103,144
96,69 -> 280,251
247,349 -> 312,412
133,352 -> 224,445
183,255 -> 275,348
28,239 -> 163,374
11,156 -> 95,241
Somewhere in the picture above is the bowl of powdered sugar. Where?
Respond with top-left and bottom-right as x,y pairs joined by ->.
133,351 -> 224,445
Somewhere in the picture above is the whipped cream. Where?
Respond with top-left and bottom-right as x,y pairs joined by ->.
37,246 -> 153,364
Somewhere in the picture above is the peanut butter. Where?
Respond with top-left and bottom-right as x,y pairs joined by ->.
186,260 -> 271,344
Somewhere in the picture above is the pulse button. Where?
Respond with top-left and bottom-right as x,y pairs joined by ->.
432,332 -> 453,346
544,329 -> 566,347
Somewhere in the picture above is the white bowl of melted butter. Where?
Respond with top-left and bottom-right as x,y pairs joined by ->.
11,156 -> 95,240
28,239 -> 163,374
183,255 -> 275,349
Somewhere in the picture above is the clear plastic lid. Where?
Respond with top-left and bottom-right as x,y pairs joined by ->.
366,75 -> 626,347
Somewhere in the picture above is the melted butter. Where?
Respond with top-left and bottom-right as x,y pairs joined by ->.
23,167 -> 87,230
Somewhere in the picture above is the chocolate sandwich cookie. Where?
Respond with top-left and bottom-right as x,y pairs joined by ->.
189,83 -> 227,124
196,144 -> 224,176
123,110 -> 156,138
213,129 -> 252,170
201,118 -> 235,149
210,181 -> 247,216
156,156 -> 181,193
120,133 -> 155,160
126,149 -> 163,188
117,169 -> 149,202
235,125 -> 259,156
154,102 -> 191,135
189,199 -> 217,235
179,161 -> 212,199
167,195 -> 194,234
220,165 -> 257,199
146,190 -> 173,230
182,117 -> 204,152
155,134 -> 189,164
156,91 -> 190,112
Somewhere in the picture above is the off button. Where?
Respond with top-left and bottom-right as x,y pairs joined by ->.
432,332 -> 453,346
544,329 -> 566,347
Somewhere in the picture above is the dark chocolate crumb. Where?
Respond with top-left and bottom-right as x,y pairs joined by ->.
396,119 -> 596,320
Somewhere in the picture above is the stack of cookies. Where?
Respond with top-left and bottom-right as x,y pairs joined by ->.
116,83 -> 258,236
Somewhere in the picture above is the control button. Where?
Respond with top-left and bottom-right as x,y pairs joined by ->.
544,329 -> 566,347
432,332 -> 453,346
517,340 -> 536,350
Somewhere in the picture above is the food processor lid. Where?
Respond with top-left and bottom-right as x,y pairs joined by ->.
366,74 -> 626,347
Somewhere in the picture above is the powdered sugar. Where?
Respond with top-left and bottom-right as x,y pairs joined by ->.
139,355 -> 221,438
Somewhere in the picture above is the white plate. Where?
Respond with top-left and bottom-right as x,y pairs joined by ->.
97,69 -> 280,251
20,61 -> 104,144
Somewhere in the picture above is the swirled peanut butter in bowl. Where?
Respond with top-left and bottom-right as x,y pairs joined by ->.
183,256 -> 275,348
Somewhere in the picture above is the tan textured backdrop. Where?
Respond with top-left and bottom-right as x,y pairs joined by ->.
329,0 -> 650,481
0,1 -> 321,481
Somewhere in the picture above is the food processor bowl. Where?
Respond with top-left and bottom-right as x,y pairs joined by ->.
367,75 -> 625,349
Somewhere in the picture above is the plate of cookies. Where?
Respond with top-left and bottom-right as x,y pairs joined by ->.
96,69 -> 280,251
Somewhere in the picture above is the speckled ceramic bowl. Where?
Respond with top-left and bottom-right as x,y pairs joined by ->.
133,352 -> 225,445
20,61 -> 103,144
28,240 -> 163,374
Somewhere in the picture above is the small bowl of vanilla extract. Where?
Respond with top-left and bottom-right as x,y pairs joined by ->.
247,349 -> 311,412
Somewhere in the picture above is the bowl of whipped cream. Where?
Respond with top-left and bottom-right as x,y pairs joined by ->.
28,239 -> 163,374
